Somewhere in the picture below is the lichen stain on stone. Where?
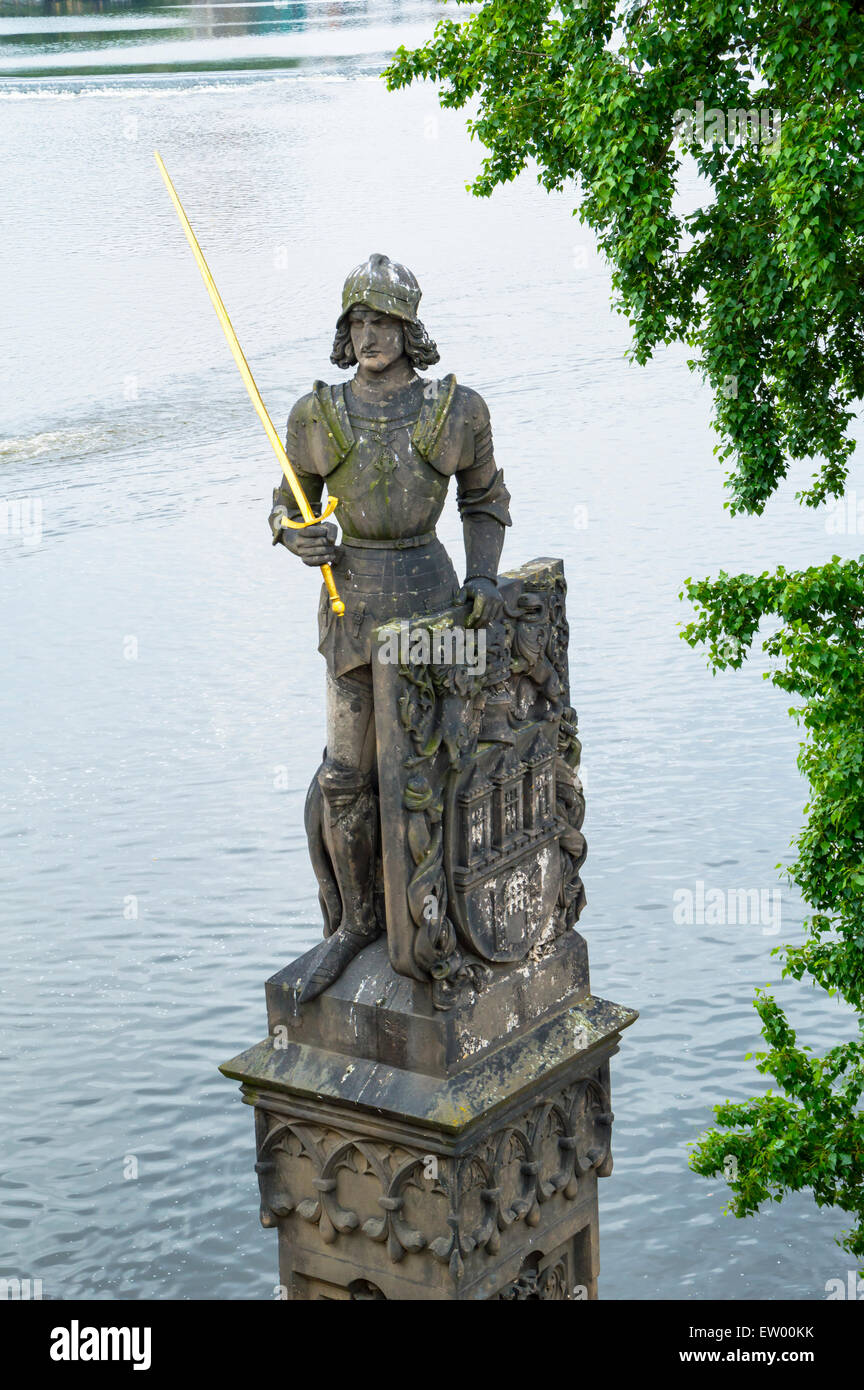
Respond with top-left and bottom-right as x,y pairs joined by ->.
456,1030 -> 490,1057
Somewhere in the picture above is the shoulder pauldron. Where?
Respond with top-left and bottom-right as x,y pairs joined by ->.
311,380 -> 354,471
411,374 -> 457,461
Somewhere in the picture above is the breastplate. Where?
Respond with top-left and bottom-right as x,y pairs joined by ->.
329,380 -> 451,541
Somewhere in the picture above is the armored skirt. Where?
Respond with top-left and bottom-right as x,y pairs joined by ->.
318,532 -> 459,679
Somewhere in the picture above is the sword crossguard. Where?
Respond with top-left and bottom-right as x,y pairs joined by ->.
278,496 -> 340,530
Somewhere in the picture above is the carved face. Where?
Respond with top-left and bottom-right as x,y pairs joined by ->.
348,306 -> 405,373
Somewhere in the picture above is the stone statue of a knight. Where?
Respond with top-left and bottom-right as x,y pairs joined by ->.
270,254 -> 512,1002
200,222 -> 628,1306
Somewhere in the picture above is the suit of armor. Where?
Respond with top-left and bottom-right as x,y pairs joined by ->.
270,256 -> 510,999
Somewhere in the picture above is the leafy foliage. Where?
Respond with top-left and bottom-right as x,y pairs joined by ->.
682,560 -> 864,1256
386,0 -> 864,512
387,1 -> 864,1255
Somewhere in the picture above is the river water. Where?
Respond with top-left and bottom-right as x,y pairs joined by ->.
2,0 -> 861,1301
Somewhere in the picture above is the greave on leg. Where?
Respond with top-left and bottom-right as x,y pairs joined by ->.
298,759 -> 381,1003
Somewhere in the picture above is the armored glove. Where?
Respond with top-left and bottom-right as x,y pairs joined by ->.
276,518 -> 343,568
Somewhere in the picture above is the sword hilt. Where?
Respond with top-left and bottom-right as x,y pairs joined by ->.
278,500 -> 345,616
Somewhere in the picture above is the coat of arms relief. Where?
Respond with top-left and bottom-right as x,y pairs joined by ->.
372,557 -> 588,1006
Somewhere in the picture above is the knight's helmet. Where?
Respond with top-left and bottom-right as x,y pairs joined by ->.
332,253 -> 439,369
338,253 -> 422,327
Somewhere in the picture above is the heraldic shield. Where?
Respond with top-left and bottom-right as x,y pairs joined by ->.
372,558 -> 587,1003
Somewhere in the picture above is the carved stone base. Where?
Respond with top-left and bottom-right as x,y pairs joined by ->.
220,935 -> 636,1300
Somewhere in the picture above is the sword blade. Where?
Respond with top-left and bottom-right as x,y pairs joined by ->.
154,151 -> 344,615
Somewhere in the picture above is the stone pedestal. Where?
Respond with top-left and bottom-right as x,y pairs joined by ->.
220,931 -> 636,1300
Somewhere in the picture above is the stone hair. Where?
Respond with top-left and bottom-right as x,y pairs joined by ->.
330,317 -> 440,371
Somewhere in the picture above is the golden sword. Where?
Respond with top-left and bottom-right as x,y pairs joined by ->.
154,151 -> 345,617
